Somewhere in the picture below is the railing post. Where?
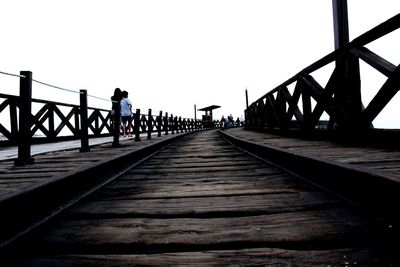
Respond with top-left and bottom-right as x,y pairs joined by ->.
245,89 -> 249,109
10,98 -> 18,142
171,114 -> 174,134
48,103 -> 55,140
134,109 -> 141,142
183,118 -> 188,132
332,0 -> 349,50
15,71 -> 34,166
79,89 -> 90,152
164,112 -> 169,135
147,109 -> 152,140
175,116 -> 179,133
179,116 -> 183,133
158,111 -> 162,137
112,99 -> 121,147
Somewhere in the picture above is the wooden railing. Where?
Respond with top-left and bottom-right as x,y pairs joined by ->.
0,92 -> 206,146
0,73 -> 214,165
0,92 -> 112,146
245,14 -> 400,132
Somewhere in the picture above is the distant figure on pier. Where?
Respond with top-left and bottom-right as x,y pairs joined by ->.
220,115 -> 226,128
111,88 -> 123,113
111,88 -> 123,147
120,91 -> 133,137
228,114 -> 234,127
239,115 -> 244,126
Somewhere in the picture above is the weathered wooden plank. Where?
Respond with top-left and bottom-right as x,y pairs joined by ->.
0,173 -> 55,179
15,247 -> 394,266
68,191 -> 341,217
1,168 -> 71,174
142,157 -> 256,165
95,183 -> 308,200
135,162 -> 267,171
118,168 -> 285,181
139,160 -> 264,169
93,170 -> 313,200
33,209 -> 377,252
151,151 -> 247,159
128,164 -> 273,175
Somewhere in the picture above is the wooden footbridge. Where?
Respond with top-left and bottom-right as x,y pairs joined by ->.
0,128 -> 398,265
1,8 -> 400,267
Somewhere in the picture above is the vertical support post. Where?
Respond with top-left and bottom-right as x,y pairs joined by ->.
112,99 -> 121,147
277,88 -> 287,129
74,106 -> 80,136
10,99 -> 18,142
79,89 -> 90,152
147,109 -> 152,140
179,116 -> 183,133
301,81 -> 313,129
245,89 -> 249,109
15,71 -> 34,166
164,112 -> 169,135
332,52 -> 362,129
332,0 -> 349,50
158,111 -> 162,137
94,111 -> 99,135
134,109 -> 141,142
194,104 -> 197,121
48,104 -> 55,139
171,114 -> 174,134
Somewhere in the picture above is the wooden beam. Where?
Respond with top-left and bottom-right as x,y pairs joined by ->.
351,47 -> 396,77
332,0 -> 349,50
361,64 -> 400,127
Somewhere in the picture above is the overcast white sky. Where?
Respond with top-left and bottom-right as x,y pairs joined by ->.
1,0 -> 399,128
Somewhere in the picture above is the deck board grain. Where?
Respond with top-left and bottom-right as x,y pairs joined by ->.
10,130 -> 396,265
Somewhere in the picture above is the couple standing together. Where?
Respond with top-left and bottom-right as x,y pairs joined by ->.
112,88 -> 133,137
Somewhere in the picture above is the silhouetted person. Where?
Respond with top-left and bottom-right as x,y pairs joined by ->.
111,88 -> 123,147
120,91 -> 133,137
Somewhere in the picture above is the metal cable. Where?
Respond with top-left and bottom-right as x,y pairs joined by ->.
87,93 -> 114,103
31,78 -> 83,94
1,69 -> 117,103
0,70 -> 25,78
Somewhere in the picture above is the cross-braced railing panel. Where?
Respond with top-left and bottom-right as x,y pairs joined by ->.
30,100 -> 79,140
246,14 -> 400,131
0,94 -> 18,142
88,109 -> 112,136
0,94 -> 114,145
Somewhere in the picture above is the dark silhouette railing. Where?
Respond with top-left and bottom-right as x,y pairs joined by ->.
245,14 -> 400,132
0,92 -> 111,146
0,93 -> 205,144
0,71 -> 212,165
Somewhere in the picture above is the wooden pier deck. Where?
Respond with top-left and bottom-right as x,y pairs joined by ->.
0,134 -> 185,199
2,129 -> 398,266
225,128 -> 400,179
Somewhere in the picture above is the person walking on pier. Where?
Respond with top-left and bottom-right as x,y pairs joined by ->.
120,90 -> 133,137
111,88 -> 123,147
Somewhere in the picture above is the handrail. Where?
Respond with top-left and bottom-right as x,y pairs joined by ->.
0,75 -> 223,165
246,13 -> 400,131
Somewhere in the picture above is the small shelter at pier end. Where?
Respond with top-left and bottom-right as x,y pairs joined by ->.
198,105 -> 220,128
